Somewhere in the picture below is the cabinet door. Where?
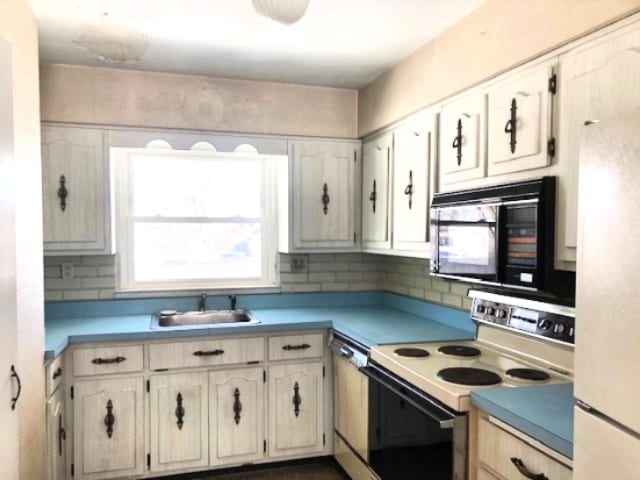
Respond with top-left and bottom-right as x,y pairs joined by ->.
209,367 -> 265,466
362,133 -> 392,250
149,372 -> 208,472
73,377 -> 144,480
392,111 -> 436,254
488,60 -> 555,176
47,388 -> 67,480
268,362 -> 324,458
556,23 -> 640,265
290,140 -> 359,250
439,93 -> 487,187
42,126 -> 113,255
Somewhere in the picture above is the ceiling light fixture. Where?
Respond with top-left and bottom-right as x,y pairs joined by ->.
251,0 -> 310,25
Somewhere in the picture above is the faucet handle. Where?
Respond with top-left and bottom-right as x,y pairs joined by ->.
228,294 -> 237,310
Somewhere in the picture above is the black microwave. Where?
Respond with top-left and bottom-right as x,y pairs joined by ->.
430,177 -> 572,296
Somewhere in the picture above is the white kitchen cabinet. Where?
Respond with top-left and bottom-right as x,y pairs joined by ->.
209,367 -> 265,466
41,125 -> 114,255
487,59 -> 556,176
391,110 -> 436,255
47,386 -> 67,480
361,133 -> 392,250
149,372 -> 208,473
279,140 -> 361,252
268,362 -> 324,458
73,377 -> 145,480
439,92 -> 487,187
556,21 -> 640,265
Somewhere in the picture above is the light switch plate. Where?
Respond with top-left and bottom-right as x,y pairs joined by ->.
290,255 -> 308,273
61,262 -> 74,279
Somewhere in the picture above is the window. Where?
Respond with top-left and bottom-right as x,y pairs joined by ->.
113,146 -> 278,292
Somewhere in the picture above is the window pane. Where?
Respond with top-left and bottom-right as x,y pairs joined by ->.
133,222 -> 262,281
130,154 -> 263,217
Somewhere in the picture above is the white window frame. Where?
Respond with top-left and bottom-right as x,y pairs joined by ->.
112,146 -> 279,293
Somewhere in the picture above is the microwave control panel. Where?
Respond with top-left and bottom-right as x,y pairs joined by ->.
471,297 -> 575,345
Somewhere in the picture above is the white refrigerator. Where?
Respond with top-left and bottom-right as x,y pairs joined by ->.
574,108 -> 640,478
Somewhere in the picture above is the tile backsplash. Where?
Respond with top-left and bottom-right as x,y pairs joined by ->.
44,253 -> 472,309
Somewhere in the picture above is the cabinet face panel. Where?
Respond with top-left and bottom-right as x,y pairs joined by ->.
557,24 -> 640,262
488,60 -> 555,176
149,372 -> 208,472
73,345 -> 144,376
268,362 -> 324,458
209,367 -> 265,465
47,388 -> 67,480
268,333 -> 324,361
439,94 -> 487,186
42,126 -> 111,255
392,114 -> 435,252
290,141 -> 358,249
362,133 -> 392,249
73,377 -> 144,480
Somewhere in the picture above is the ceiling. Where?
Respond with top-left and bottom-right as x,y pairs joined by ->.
30,0 -> 485,89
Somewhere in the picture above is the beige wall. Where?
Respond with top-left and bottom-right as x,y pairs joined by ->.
40,64 -> 358,138
358,0 -> 640,136
0,0 -> 46,478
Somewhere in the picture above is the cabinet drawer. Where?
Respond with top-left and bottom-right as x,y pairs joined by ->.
149,337 -> 264,370
46,354 -> 64,396
268,333 -> 324,361
478,418 -> 571,480
73,345 -> 143,376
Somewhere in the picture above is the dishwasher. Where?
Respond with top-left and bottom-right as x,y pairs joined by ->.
330,330 -> 375,480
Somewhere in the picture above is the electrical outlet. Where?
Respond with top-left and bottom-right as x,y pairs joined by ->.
290,255 -> 308,273
61,262 -> 74,279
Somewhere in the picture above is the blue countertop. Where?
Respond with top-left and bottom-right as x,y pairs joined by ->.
45,292 -> 477,359
471,383 -> 574,459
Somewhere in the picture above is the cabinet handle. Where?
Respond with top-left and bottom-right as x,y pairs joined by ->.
57,175 -> 68,212
282,343 -> 311,351
369,180 -> 377,213
104,399 -> 115,438
52,367 -> 63,380
175,392 -> 185,430
91,356 -> 126,365
510,457 -> 548,480
452,118 -> 463,166
193,349 -> 225,357
321,183 -> 330,215
404,170 -> 413,210
292,381 -> 301,417
10,365 -> 21,411
584,120 -> 600,126
233,388 -> 242,425
504,98 -> 518,154
58,415 -> 66,457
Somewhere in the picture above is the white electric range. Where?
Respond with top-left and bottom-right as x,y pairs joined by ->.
370,289 -> 575,412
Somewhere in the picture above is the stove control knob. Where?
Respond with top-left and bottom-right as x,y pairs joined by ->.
496,309 -> 507,319
538,319 -> 552,330
485,307 -> 495,316
554,323 -> 567,334
476,304 -> 486,314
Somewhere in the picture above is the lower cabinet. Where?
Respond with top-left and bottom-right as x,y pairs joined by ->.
268,362 -> 324,458
73,377 -> 145,480
47,387 -> 67,480
209,367 -> 265,466
149,372 -> 209,473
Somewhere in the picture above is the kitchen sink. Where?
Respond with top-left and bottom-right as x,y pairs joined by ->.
150,309 -> 260,329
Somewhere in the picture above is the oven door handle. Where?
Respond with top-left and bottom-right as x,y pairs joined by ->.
360,364 -> 457,430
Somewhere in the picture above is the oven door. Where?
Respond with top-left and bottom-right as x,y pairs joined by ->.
360,363 -> 467,480
431,203 -> 499,282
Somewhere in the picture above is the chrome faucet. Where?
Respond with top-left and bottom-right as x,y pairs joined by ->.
229,294 -> 237,311
198,292 -> 207,312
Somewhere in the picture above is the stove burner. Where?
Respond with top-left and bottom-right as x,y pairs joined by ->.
438,345 -> 481,357
394,347 -> 429,358
505,368 -> 550,381
437,367 -> 502,386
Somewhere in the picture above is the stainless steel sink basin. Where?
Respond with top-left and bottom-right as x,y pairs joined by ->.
151,309 -> 259,329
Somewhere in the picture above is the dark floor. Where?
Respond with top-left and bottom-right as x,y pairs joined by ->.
170,458 -> 350,480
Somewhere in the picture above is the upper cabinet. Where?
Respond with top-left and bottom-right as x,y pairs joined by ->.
439,92 -> 487,187
279,140 -> 361,252
556,22 -> 640,265
487,59 -> 556,176
361,133 -> 392,250
42,125 -> 114,256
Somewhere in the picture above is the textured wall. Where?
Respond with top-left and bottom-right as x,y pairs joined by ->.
40,64 -> 358,138
358,0 -> 640,136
